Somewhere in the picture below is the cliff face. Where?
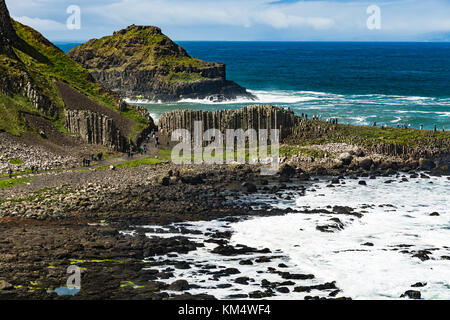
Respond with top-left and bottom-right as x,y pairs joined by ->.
158,105 -> 301,140
0,0 -> 152,151
68,25 -> 255,102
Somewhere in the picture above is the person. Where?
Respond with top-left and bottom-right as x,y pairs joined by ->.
8,168 -> 13,179
373,122 -> 377,127
434,124 -> 437,132
155,136 -> 160,148
97,152 -> 103,161
420,124 -> 423,130
82,158 -> 86,167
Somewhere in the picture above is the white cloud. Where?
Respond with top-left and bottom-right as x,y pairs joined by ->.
13,16 -> 66,31
88,0 -> 335,30
6,0 -> 450,41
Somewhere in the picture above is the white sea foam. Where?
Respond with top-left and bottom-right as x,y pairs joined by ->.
232,175 -> 450,300
140,175 -> 449,300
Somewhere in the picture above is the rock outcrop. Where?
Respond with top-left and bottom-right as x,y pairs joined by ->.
68,25 -> 255,102
158,105 -> 301,139
65,110 -> 128,151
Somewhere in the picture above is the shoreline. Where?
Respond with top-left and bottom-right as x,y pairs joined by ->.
0,156 -> 448,299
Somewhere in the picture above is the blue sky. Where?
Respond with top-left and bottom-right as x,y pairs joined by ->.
6,0 -> 450,42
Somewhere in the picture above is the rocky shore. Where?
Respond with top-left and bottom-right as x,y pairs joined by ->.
0,149 -> 447,299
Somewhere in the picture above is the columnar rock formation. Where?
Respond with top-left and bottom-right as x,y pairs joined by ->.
65,110 -> 128,151
158,105 -> 302,140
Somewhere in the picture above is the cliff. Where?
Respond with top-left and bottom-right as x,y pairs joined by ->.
68,25 -> 255,102
158,105 -> 301,140
0,0 -> 153,152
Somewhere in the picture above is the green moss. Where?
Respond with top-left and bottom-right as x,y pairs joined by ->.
97,157 -> 167,170
9,158 -> 24,165
120,281 -> 144,289
286,121 -> 450,151
0,177 -> 30,189
69,259 -> 122,264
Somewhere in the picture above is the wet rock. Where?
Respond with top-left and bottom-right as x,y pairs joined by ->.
239,259 -> 253,265
255,256 -> 271,263
412,250 -> 432,261
358,180 -> 367,186
168,280 -> 190,291
279,164 -> 296,178
411,282 -> 427,288
235,277 -> 250,285
429,212 -> 440,216
242,182 -> 257,193
174,261 -> 191,269
280,272 -> 314,280
249,291 -> 263,299
277,287 -> 290,293
361,242 -> 374,247
419,158 -> 435,171
400,290 -> 421,299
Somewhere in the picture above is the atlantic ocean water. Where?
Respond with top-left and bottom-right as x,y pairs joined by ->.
59,42 -> 450,129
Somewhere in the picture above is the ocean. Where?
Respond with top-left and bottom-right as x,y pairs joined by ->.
132,174 -> 450,300
58,42 -> 450,129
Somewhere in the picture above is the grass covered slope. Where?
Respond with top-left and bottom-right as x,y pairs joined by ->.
285,120 -> 450,157
0,10 -> 150,142
68,25 -> 252,101
69,25 -> 209,77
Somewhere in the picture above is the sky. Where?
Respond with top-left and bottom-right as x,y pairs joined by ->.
6,0 -> 450,42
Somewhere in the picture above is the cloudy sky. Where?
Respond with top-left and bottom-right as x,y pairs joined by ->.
6,0 -> 450,42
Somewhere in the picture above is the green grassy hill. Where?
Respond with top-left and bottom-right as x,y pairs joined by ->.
0,2 -> 150,144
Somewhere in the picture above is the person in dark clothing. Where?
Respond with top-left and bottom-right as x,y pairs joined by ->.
97,153 -> 103,161
8,168 -> 13,179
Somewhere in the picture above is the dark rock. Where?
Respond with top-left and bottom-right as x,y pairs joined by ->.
358,180 -> 367,186
400,290 -> 421,299
235,277 -> 250,285
174,261 -> 191,269
277,287 -> 290,293
279,164 -> 296,178
411,282 -> 427,288
242,182 -> 257,193
167,280 -> 190,291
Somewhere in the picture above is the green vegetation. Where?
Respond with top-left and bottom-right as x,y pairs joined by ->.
0,177 -> 30,189
9,158 -> 24,165
0,21 -> 150,137
97,157 -> 167,170
120,281 -> 144,289
69,25 -> 215,84
280,145 -> 333,159
286,121 -> 450,150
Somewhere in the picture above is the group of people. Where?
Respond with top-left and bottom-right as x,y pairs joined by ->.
7,165 -> 39,179
82,152 -> 103,167
372,121 -> 445,132
300,113 -> 340,125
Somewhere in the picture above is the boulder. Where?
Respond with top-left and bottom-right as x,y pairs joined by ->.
419,158 -> 435,170
400,290 -> 421,299
168,280 -> 190,291
338,152 -> 353,165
